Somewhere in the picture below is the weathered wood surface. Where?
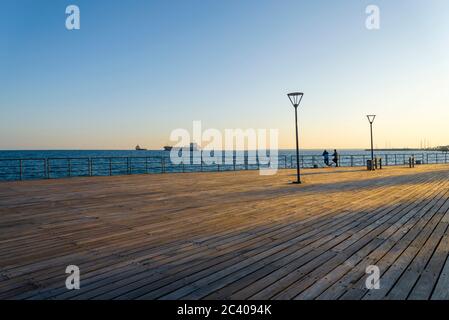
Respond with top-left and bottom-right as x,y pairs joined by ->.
1,164 -> 449,300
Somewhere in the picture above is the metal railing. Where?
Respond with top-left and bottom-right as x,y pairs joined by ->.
0,153 -> 448,181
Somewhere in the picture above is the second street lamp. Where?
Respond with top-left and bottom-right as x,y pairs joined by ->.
288,92 -> 304,184
367,115 -> 376,169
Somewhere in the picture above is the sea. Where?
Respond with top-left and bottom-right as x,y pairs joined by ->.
0,149 -> 447,181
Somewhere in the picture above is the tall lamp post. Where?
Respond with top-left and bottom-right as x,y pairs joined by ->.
367,115 -> 376,165
288,92 -> 304,184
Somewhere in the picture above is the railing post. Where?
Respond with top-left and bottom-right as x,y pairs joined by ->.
89,158 -> 92,176
46,159 -> 50,179
201,153 -> 203,172
385,154 -> 388,166
350,155 -> 354,167
42,159 -> 46,179
19,159 -> 23,181
409,156 -> 415,168
395,154 -> 397,166
426,153 -> 429,164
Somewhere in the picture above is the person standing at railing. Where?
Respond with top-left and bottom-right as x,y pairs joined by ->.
332,149 -> 339,167
322,150 -> 330,166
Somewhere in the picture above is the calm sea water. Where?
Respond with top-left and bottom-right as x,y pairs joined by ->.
0,149 -> 447,181
0,149 -> 441,159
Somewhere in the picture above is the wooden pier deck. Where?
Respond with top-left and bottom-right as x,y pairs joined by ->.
1,164 -> 449,300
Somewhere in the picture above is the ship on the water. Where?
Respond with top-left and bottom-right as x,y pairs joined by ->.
163,143 -> 200,151
135,145 -> 147,151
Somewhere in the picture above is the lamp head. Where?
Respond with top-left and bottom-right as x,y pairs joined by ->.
367,115 -> 376,124
287,92 -> 304,108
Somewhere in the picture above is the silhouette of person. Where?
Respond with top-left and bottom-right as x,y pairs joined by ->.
332,149 -> 339,167
322,150 -> 329,166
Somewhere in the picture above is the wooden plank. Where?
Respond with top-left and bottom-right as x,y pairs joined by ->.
339,182 -> 449,300
1,164 -> 449,300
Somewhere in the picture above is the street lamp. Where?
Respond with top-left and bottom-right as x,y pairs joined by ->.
367,115 -> 376,166
288,92 -> 304,184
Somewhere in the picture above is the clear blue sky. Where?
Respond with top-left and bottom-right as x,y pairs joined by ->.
1,0 -> 448,150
